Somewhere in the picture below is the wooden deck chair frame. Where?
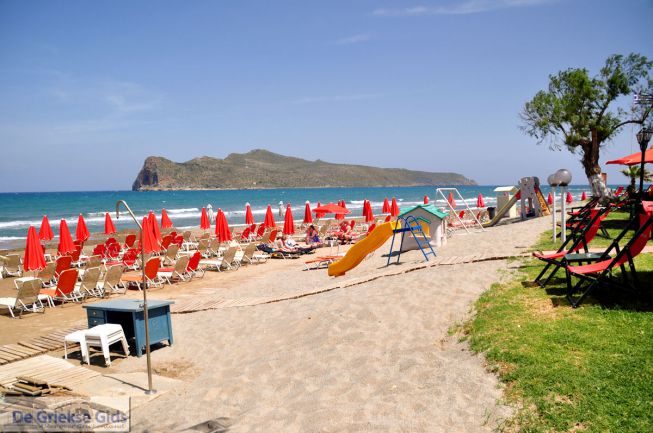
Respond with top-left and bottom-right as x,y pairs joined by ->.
158,255 -> 190,284
76,267 -> 102,299
98,265 -> 126,296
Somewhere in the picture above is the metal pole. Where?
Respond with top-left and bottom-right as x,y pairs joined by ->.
116,200 -> 155,394
560,186 -> 567,244
552,187 -> 557,244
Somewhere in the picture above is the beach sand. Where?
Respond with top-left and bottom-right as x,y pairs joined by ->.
0,216 -> 551,432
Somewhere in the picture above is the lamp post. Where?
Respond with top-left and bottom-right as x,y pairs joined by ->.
116,200 -> 155,394
636,127 -> 652,198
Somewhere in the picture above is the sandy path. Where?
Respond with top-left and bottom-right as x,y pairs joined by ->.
121,217 -> 550,432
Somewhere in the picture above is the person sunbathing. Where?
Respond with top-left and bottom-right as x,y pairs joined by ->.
305,225 -> 322,246
336,221 -> 356,244
280,235 -> 316,254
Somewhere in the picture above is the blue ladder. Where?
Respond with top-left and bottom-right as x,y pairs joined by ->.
386,216 -> 437,266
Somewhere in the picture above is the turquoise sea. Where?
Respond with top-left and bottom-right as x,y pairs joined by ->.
0,184 -> 613,250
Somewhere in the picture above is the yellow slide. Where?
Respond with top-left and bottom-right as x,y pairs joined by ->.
328,221 -> 396,277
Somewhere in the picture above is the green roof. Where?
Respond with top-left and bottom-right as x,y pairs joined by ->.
399,204 -> 448,219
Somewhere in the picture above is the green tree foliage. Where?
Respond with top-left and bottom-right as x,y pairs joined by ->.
521,53 -> 652,197
621,165 -> 652,193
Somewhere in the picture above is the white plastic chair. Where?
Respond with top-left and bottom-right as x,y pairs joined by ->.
84,324 -> 130,366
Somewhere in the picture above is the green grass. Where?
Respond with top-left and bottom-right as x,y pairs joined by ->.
463,253 -> 653,433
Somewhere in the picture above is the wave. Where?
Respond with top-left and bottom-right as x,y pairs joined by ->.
166,208 -> 200,214
0,236 -> 26,241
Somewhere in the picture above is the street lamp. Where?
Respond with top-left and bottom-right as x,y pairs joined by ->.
636,127 -> 652,197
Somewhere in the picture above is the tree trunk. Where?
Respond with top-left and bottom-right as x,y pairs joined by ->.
582,130 -> 610,199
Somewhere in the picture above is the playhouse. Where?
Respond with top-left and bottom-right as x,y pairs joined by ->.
397,204 -> 449,250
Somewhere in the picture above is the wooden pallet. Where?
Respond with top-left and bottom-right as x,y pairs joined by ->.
0,324 -> 86,366
0,355 -> 100,389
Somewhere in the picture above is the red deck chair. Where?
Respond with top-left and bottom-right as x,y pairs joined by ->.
564,210 -> 653,307
54,255 -> 73,278
124,234 -> 136,249
40,268 -> 82,305
186,251 -> 204,278
240,226 -> 251,240
161,235 -> 172,250
256,223 -> 266,238
269,229 -> 278,243
121,257 -> 162,290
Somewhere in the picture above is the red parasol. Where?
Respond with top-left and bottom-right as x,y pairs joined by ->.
605,149 -> 653,166
382,198 -> 390,213
215,208 -> 232,242
424,195 -> 429,205
390,197 -> 399,217
315,201 -> 325,218
336,200 -> 348,220
581,191 -> 587,201
39,215 -> 54,241
200,207 -> 210,230
476,193 -> 485,208
361,200 -> 369,220
566,191 -> 573,204
313,203 -> 351,216
245,203 -> 255,225
104,212 -> 117,235
149,211 -> 162,243
303,201 -> 313,224
75,214 -> 90,242
23,226 -> 46,272
364,200 -> 375,223
264,205 -> 276,228
447,192 -> 456,208
58,219 -> 75,255
141,216 -> 159,254
283,204 -> 295,235
161,209 -> 173,229
547,192 -> 553,205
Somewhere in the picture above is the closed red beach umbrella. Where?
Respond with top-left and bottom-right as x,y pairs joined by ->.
264,205 -> 276,228
303,201 -> 313,224
75,214 -> 90,242
382,198 -> 390,213
141,216 -> 158,254
23,226 -> 46,272
161,209 -> 173,229
361,200 -> 369,220
424,195 -> 429,205
547,192 -> 553,205
476,193 -> 485,208
447,192 -> 456,208
581,191 -> 587,201
364,200 -> 375,223
390,197 -> 399,217
215,209 -> 232,242
58,219 -> 75,255
283,204 -> 295,235
104,212 -> 117,235
566,192 -> 573,204
315,201 -> 325,219
245,203 -> 255,226
149,211 -> 162,243
200,207 -> 210,230
39,215 -> 54,241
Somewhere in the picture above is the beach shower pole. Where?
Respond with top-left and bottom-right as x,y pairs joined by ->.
116,200 -> 155,395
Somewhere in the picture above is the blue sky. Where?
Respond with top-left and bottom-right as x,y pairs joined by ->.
0,0 -> 651,192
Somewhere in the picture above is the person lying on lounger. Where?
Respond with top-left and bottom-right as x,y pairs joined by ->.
279,235 -> 316,254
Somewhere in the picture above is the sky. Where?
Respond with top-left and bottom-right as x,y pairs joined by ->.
0,0 -> 652,192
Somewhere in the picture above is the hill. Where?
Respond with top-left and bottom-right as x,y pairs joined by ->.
132,149 -> 476,191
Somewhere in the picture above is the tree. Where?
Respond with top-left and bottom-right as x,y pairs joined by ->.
620,166 -> 652,194
521,53 -> 653,198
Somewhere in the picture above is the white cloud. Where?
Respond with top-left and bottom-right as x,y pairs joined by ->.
289,94 -> 382,104
373,0 -> 557,16
333,33 -> 372,45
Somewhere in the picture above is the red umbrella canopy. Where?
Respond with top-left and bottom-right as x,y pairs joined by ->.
364,200 -> 375,223
581,191 -> 587,201
200,207 -> 210,230
547,192 -> 553,205
390,197 -> 399,217
141,216 -> 159,254
303,201 -> 313,224
476,193 -> 486,208
215,209 -> 232,242
283,204 -> 295,235
39,215 -> 54,241
264,205 -> 276,228
23,226 -> 46,272
447,192 -> 456,208
313,202 -> 351,216
104,212 -> 117,235
382,198 -> 390,213
75,214 -> 90,242
566,191 -> 573,204
335,200 -> 348,220
161,209 -> 173,229
58,219 -> 75,255
606,149 -> 653,166
314,201 -> 325,218
245,203 -> 255,226
424,195 -> 429,205
149,211 -> 162,243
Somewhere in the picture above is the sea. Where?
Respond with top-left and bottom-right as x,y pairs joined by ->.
0,184 -> 615,250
